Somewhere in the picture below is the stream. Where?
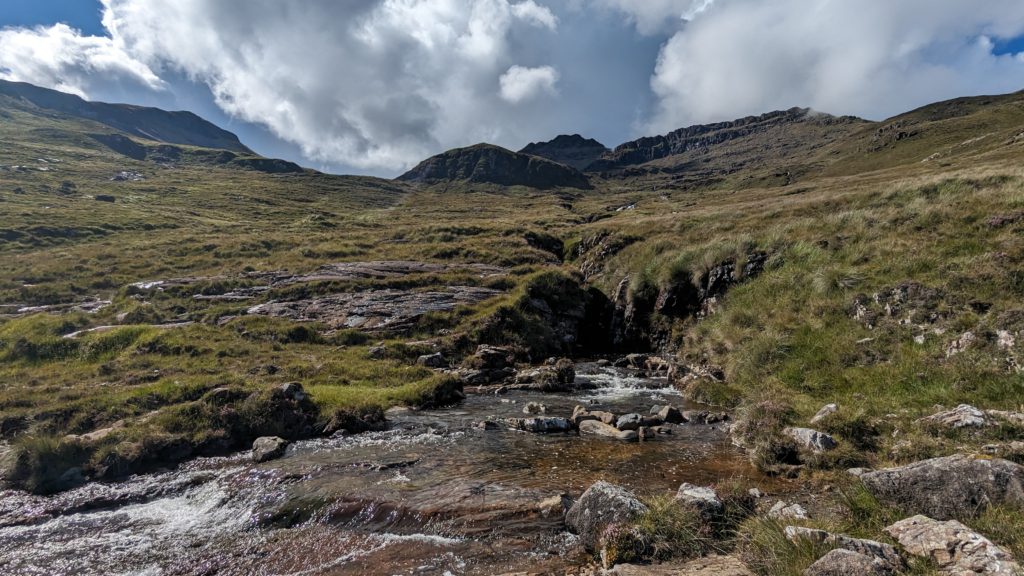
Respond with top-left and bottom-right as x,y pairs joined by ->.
0,363 -> 761,575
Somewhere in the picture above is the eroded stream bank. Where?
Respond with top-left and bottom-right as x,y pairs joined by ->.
0,363 -> 764,575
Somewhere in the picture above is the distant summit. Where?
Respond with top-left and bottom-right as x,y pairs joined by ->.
398,143 -> 591,189
519,134 -> 609,172
0,79 -> 251,153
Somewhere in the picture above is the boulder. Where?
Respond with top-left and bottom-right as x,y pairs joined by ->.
683,410 -> 728,425
784,427 -> 838,452
784,527 -> 904,570
809,403 -> 838,425
417,352 -> 447,368
571,405 -> 598,425
920,404 -> 994,429
579,420 -> 639,441
509,417 -> 573,434
675,483 -> 723,517
522,402 -> 547,415
805,549 -> 895,576
565,481 -> 648,550
860,455 -> 1024,519
768,500 -> 809,520
617,413 -> 643,431
278,382 -> 308,402
252,436 -> 289,463
885,515 -> 1021,575
657,405 -> 686,424
471,345 -> 514,371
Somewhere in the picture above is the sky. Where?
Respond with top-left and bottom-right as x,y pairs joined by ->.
2,1 -> 1024,177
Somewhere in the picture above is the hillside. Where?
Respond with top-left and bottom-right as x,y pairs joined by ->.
398,142 -> 592,189
519,134 -> 609,171
3,82 -> 1024,574
0,79 -> 252,153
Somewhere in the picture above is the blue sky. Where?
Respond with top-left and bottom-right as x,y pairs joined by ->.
2,1 -> 1024,177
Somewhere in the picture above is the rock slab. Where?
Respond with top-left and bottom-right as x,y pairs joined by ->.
885,515 -> 1021,575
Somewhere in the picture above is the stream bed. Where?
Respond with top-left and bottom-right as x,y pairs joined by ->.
0,364 -> 761,575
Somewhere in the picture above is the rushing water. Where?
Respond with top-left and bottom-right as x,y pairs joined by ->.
0,364 -> 761,575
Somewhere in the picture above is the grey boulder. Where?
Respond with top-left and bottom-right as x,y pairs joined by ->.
860,455 -> 1024,519
885,515 -> 1021,575
565,481 -> 648,551
252,436 -> 289,463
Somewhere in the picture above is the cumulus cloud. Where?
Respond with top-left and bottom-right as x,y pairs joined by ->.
510,1 -> 558,30
499,65 -> 559,103
644,0 -> 1024,132
0,22 -> 164,98
594,0 -> 707,35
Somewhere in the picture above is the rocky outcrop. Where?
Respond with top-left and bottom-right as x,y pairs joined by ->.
860,455 -> 1024,519
513,358 -> 576,391
885,515 -> 1021,575
519,134 -> 609,171
784,526 -> 905,571
805,549 -> 896,576
398,143 -> 591,189
919,404 -> 994,429
249,286 -> 502,332
417,352 -> 447,368
252,436 -> 289,462
565,481 -> 648,550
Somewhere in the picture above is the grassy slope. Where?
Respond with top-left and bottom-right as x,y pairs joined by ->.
3,89 -> 1024,569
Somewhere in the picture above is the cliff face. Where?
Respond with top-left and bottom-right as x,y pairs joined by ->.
398,143 -> 591,189
588,108 -> 865,174
519,134 -> 609,172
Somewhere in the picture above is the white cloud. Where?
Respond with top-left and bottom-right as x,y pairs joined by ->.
644,0 -> 1024,132
499,65 -> 559,103
2,0 -> 562,171
511,1 -> 558,30
594,0 -> 708,35
0,22 -> 164,98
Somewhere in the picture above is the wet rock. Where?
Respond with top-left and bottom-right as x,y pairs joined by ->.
474,420 -> 500,431
920,404 -> 994,429
675,483 -> 723,518
657,405 -> 686,424
616,413 -> 643,431
784,526 -> 904,570
417,352 -> 447,368
784,427 -> 838,452
579,420 -> 639,441
860,455 -> 1024,519
571,405 -> 598,425
767,500 -> 809,520
809,403 -> 838,425
252,436 -> 289,463
885,515 -> 1020,575
682,410 -> 728,425
565,481 -> 648,551
523,402 -> 547,415
637,427 -> 655,441
509,417 -> 573,434
650,425 -> 673,435
594,411 -> 618,425
805,549 -> 896,576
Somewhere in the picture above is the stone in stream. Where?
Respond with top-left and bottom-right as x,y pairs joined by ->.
508,417 -> 573,434
784,526 -> 905,571
682,410 -> 728,425
522,402 -> 547,415
784,427 -> 838,452
579,420 -> 639,441
565,481 -> 648,550
885,515 -> 1021,575
252,436 -> 289,463
616,413 -> 643,431
657,405 -> 686,424
805,549 -> 896,576
859,454 -> 1024,519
